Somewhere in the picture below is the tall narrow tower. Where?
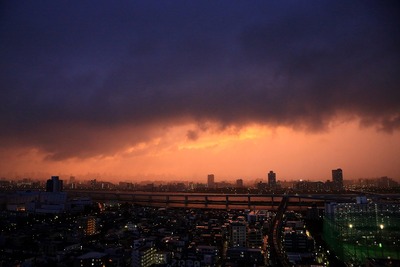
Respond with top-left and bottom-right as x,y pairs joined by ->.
207,174 -> 215,189
268,171 -> 276,188
332,168 -> 344,190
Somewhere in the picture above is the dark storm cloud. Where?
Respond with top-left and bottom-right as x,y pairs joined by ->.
1,1 -> 399,159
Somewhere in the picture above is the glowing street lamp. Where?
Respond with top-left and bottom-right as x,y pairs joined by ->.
378,224 -> 384,258
349,224 -> 355,259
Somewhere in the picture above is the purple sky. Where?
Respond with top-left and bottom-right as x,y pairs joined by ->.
0,1 -> 399,180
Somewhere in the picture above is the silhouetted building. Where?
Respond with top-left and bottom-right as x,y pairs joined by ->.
332,169 -> 343,190
377,176 -> 399,188
236,179 -> 244,188
268,171 -> 276,188
46,176 -> 63,192
90,179 -> 97,189
294,180 -> 325,191
257,181 -> 267,191
207,174 -> 215,189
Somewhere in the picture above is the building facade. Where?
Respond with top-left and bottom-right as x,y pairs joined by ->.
132,245 -> 156,267
229,221 -> 247,247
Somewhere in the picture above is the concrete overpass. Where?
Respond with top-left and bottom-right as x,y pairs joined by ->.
66,190 -> 369,210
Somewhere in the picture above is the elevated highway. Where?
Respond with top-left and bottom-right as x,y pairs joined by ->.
65,190 -> 377,210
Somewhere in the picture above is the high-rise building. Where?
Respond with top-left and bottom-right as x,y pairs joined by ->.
45,176 -> 63,192
247,228 -> 263,248
331,168 -> 343,190
230,221 -> 247,247
268,171 -> 276,188
207,174 -> 215,189
236,179 -> 243,188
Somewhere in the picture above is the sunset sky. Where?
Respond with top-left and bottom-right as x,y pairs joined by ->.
1,1 -> 399,183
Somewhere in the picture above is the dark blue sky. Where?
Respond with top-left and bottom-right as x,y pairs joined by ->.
1,1 -> 399,160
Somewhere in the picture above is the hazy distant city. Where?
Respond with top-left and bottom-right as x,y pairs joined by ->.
1,169 -> 399,193
1,169 -> 399,266
0,172 -> 399,193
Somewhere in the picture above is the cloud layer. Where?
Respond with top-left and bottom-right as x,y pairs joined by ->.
1,1 -> 399,160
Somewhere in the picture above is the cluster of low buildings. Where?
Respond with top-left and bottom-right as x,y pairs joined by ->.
1,195 -> 331,267
2,177 -> 92,214
123,207 -> 274,266
0,203 -> 273,266
1,175 -> 399,266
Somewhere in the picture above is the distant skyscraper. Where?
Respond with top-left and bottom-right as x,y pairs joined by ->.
46,176 -> 63,192
268,171 -> 276,188
332,168 -> 343,190
207,174 -> 215,189
236,179 -> 243,188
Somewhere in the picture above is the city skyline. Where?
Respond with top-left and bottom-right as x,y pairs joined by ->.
1,2 -> 399,182
2,168 -> 399,186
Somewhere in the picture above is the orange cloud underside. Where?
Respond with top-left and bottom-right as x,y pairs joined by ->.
1,120 -> 399,182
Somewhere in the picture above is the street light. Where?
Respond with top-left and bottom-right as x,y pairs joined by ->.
349,224 -> 354,261
379,224 -> 384,258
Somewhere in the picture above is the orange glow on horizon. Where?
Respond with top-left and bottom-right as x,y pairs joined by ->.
0,120 -> 399,183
